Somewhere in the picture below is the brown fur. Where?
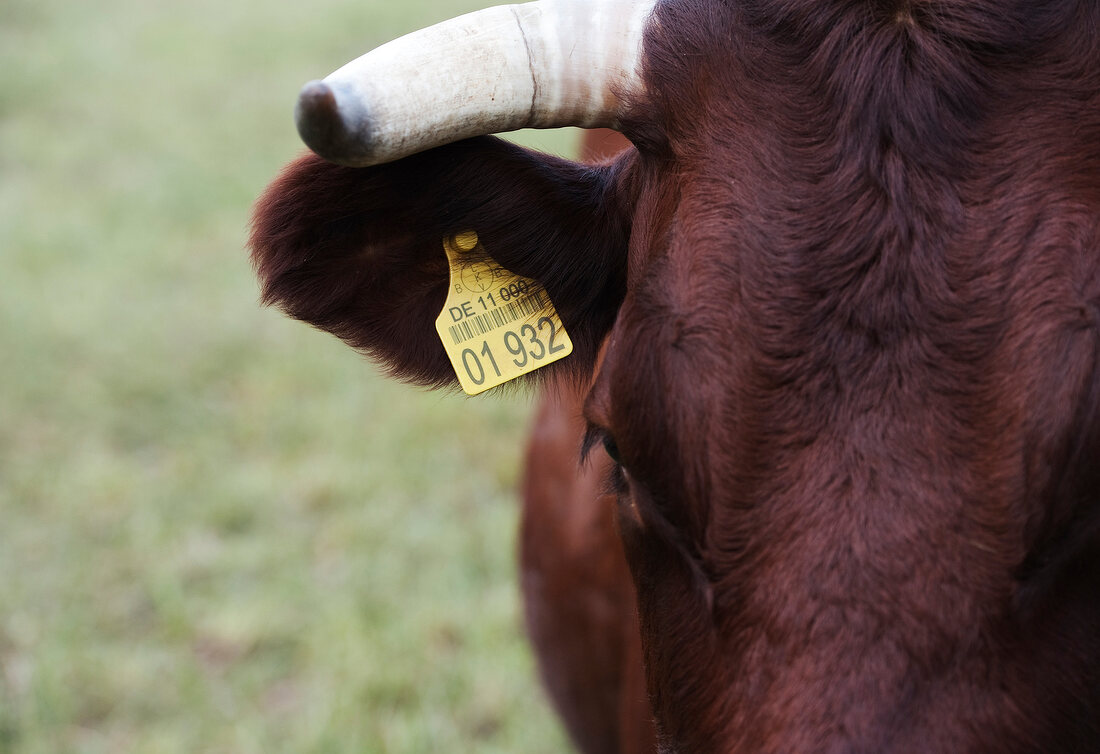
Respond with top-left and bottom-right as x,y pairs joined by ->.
252,2 -> 1100,751
519,129 -> 657,754
522,381 -> 655,754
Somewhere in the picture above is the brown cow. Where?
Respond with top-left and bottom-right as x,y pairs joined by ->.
251,0 -> 1100,751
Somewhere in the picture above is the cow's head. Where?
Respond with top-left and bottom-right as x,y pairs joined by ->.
252,0 -> 1100,750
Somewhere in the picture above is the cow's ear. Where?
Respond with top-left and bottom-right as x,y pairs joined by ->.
250,136 -> 632,389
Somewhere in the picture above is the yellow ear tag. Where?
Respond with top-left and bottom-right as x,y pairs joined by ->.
435,231 -> 573,395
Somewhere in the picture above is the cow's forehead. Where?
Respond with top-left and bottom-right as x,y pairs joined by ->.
598,0 -> 1100,522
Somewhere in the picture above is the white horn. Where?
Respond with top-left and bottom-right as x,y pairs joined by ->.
295,0 -> 656,166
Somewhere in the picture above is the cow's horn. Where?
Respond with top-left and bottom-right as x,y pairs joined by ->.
294,0 -> 655,166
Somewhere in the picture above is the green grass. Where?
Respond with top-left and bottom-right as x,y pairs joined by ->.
0,0 -> 580,751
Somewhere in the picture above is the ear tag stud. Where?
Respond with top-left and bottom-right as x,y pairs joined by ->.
435,231 -> 573,395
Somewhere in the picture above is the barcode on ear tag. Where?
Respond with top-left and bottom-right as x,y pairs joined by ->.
434,231 -> 573,395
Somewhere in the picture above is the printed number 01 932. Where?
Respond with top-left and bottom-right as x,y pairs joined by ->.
460,317 -> 565,385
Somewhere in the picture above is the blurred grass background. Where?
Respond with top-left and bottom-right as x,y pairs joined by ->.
0,0 -> 581,751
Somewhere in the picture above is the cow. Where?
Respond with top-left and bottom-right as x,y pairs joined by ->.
250,0 -> 1100,751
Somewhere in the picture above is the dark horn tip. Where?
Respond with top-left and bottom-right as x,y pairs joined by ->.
294,80 -> 372,165
295,80 -> 340,150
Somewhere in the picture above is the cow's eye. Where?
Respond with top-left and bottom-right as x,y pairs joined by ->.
581,423 -> 624,470
602,435 -> 623,465
581,425 -> 630,496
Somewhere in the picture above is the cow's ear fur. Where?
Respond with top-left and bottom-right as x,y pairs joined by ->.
250,136 -> 632,388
